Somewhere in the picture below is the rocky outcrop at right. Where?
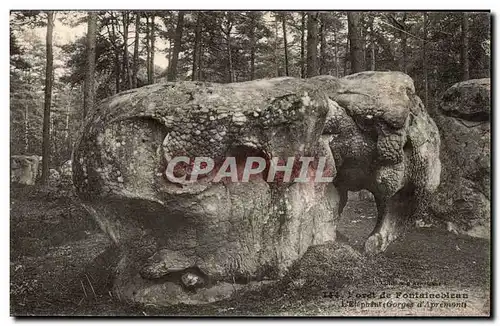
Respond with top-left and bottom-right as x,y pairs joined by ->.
430,79 -> 491,239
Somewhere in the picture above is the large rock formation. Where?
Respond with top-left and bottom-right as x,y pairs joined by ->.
430,79 -> 490,239
11,155 -> 40,185
72,71 -> 441,306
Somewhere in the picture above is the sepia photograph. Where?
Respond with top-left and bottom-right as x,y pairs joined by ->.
9,9 -> 491,317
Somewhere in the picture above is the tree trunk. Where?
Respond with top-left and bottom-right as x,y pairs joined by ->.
225,15 -> 234,83
227,37 -> 233,82
145,14 -> 151,84
461,12 -> 470,81
65,103 -> 70,149
50,112 -> 55,160
347,12 -> 363,74
319,14 -> 327,75
361,13 -> 367,71
191,12 -> 202,81
198,41 -> 203,80
24,71 -> 33,153
344,33 -> 349,76
249,14 -> 256,80
111,17 -> 120,93
149,14 -> 155,84
274,14 -> 279,77
122,11 -> 132,89
83,11 -> 96,118
300,12 -> 306,78
40,11 -> 54,185
167,40 -> 172,73
282,14 -> 289,76
167,11 -> 184,81
306,12 -> 319,77
333,28 -> 339,77
132,13 -> 140,88
401,13 -> 408,73
24,102 -> 29,153
370,16 -> 376,71
423,12 -> 428,108
371,39 -> 376,71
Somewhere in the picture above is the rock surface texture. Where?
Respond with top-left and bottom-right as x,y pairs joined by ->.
430,79 -> 490,239
72,71 -> 441,306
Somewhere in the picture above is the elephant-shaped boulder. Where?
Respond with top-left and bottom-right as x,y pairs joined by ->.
72,71 -> 441,306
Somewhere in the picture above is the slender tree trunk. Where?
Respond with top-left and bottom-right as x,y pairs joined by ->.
274,14 -> 279,77
65,104 -> 70,146
167,11 -> 184,81
282,14 -> 289,76
167,41 -> 172,73
401,13 -> 408,73
24,72 -> 33,153
461,12 -> 470,81
83,11 -> 96,118
334,29 -> 339,77
132,13 -> 140,88
122,12 -> 132,89
41,11 -> 54,184
361,13 -> 367,70
225,17 -> 234,83
300,12 -> 306,78
319,15 -> 327,75
192,12 -> 201,81
370,16 -> 376,71
423,12 -> 428,108
306,12 -> 319,77
347,12 -> 363,74
66,99 -> 72,155
227,42 -> 233,82
24,103 -> 29,152
150,14 -> 155,84
249,15 -> 256,80
144,13 -> 151,84
198,41 -> 203,80
50,113 -> 55,161
371,40 -> 376,71
344,35 -> 349,76
145,14 -> 151,84
111,17 -> 120,93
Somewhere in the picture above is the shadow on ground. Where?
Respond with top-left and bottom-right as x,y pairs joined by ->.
10,187 -> 490,316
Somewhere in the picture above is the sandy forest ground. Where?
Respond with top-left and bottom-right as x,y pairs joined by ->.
10,185 -> 491,317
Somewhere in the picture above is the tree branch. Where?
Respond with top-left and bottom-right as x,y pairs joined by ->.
378,20 -> 425,42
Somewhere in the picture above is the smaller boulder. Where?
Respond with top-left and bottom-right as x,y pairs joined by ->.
49,168 -> 61,184
11,155 -> 40,186
357,190 -> 375,202
430,79 -> 490,239
59,160 -> 73,181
